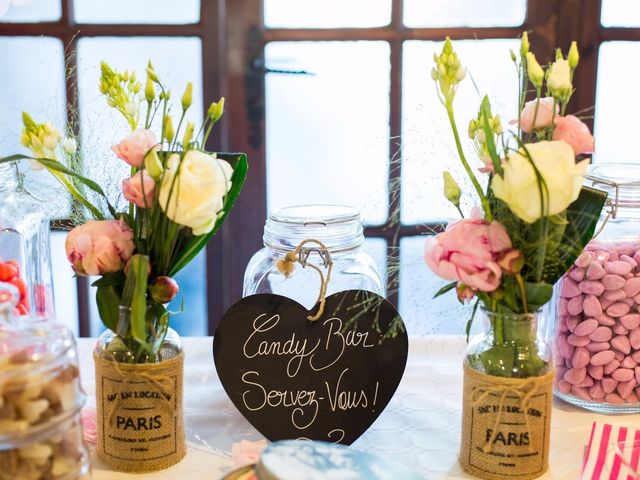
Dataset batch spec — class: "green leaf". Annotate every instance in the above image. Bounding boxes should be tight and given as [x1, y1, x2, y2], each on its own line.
[465, 299, 480, 342]
[0, 154, 117, 219]
[92, 271, 126, 288]
[96, 285, 121, 331]
[433, 281, 457, 299]
[480, 96, 503, 176]
[524, 281, 553, 310]
[128, 255, 150, 347]
[168, 152, 248, 276]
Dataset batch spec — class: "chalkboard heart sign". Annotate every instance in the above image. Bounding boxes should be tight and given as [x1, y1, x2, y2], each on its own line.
[213, 290, 408, 445]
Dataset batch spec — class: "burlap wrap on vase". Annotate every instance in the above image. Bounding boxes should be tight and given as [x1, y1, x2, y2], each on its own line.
[459, 363, 555, 480]
[94, 351, 186, 472]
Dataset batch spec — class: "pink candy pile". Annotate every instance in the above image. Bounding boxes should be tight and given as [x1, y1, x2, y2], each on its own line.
[556, 245, 640, 405]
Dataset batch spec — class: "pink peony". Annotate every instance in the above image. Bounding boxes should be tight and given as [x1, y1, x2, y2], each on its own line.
[552, 115, 595, 155]
[80, 407, 97, 444]
[519, 97, 558, 133]
[123, 170, 155, 208]
[424, 218, 513, 292]
[65, 220, 135, 276]
[111, 129, 158, 167]
[231, 439, 268, 468]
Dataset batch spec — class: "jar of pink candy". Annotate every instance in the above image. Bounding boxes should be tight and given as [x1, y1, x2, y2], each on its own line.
[553, 163, 640, 412]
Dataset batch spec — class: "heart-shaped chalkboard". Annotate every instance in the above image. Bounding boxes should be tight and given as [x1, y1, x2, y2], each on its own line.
[213, 290, 408, 445]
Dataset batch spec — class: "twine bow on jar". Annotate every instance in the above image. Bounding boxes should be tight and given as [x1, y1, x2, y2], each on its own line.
[276, 239, 333, 321]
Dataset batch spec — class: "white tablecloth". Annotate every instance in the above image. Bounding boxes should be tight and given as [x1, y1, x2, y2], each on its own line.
[77, 337, 640, 479]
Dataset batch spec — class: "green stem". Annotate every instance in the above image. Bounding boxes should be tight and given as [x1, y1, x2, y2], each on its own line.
[455, 205, 465, 219]
[515, 273, 528, 313]
[51, 170, 104, 220]
[445, 103, 492, 221]
[172, 110, 186, 151]
[535, 217, 549, 283]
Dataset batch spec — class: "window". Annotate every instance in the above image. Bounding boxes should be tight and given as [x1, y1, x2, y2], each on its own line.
[0, 1, 620, 336]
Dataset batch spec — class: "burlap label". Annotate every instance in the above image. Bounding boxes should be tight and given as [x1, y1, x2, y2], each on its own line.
[94, 351, 186, 472]
[460, 364, 554, 480]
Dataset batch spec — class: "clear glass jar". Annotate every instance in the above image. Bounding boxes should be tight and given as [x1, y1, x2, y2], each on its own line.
[467, 309, 552, 378]
[551, 163, 640, 412]
[95, 306, 182, 364]
[243, 205, 384, 307]
[0, 282, 89, 479]
[0, 162, 54, 318]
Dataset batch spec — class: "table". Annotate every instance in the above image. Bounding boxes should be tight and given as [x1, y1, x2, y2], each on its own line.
[78, 337, 639, 479]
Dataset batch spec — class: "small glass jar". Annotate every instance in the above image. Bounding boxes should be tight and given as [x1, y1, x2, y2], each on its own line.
[0, 282, 89, 479]
[0, 162, 54, 318]
[243, 205, 384, 307]
[551, 163, 640, 412]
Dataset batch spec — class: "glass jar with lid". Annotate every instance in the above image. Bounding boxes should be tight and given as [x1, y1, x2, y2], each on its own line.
[0, 162, 54, 318]
[550, 163, 640, 412]
[0, 282, 89, 479]
[244, 205, 384, 308]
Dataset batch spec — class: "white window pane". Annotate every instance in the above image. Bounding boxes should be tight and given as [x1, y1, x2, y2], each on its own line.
[401, 39, 519, 224]
[594, 42, 640, 163]
[265, 0, 391, 28]
[266, 41, 390, 226]
[404, 0, 526, 27]
[51, 231, 78, 336]
[74, 0, 200, 24]
[0, 0, 61, 23]
[601, 0, 640, 27]
[76, 37, 203, 208]
[0, 37, 70, 219]
[399, 236, 478, 336]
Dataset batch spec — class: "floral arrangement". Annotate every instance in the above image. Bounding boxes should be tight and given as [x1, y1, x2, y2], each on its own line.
[1, 61, 247, 362]
[425, 34, 607, 377]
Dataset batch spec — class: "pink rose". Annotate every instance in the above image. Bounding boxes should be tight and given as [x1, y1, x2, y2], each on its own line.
[552, 115, 595, 155]
[65, 220, 135, 276]
[111, 129, 158, 167]
[80, 407, 97, 444]
[519, 97, 558, 133]
[231, 439, 268, 468]
[424, 218, 512, 292]
[123, 170, 155, 208]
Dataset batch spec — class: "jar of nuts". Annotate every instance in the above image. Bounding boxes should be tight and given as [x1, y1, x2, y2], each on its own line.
[0, 282, 90, 479]
[552, 163, 640, 412]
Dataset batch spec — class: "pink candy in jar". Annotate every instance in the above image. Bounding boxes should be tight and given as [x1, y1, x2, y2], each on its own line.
[555, 242, 640, 409]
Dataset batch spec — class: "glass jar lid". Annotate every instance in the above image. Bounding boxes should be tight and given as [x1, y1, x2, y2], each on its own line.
[585, 163, 640, 212]
[263, 205, 364, 253]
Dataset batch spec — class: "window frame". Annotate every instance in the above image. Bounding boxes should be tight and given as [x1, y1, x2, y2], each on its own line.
[0, 0, 611, 335]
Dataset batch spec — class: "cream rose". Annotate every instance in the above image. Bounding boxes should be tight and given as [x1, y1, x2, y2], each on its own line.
[491, 140, 588, 224]
[159, 150, 233, 235]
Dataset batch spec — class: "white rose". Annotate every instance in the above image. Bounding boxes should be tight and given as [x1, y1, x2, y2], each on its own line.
[547, 59, 572, 94]
[159, 150, 233, 236]
[491, 140, 588, 224]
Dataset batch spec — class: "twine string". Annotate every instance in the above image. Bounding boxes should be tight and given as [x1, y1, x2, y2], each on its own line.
[276, 238, 333, 321]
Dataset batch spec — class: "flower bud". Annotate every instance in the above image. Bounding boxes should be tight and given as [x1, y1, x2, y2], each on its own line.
[62, 137, 77, 155]
[145, 77, 154, 103]
[547, 59, 572, 97]
[163, 115, 174, 143]
[493, 114, 502, 134]
[555, 47, 563, 61]
[208, 97, 225, 122]
[132, 83, 141, 94]
[430, 67, 439, 80]
[182, 121, 194, 147]
[146, 67, 159, 83]
[520, 31, 529, 56]
[568, 41, 579, 69]
[456, 283, 475, 303]
[149, 276, 179, 303]
[468, 119, 476, 139]
[181, 82, 193, 111]
[443, 171, 461, 207]
[525, 52, 544, 88]
[144, 149, 163, 179]
[510, 49, 517, 62]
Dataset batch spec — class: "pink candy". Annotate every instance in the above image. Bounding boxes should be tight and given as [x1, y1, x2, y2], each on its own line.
[555, 244, 640, 405]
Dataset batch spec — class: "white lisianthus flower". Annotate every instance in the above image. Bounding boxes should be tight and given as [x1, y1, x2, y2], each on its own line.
[61, 137, 77, 155]
[491, 140, 588, 224]
[159, 150, 233, 236]
[547, 59, 572, 95]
